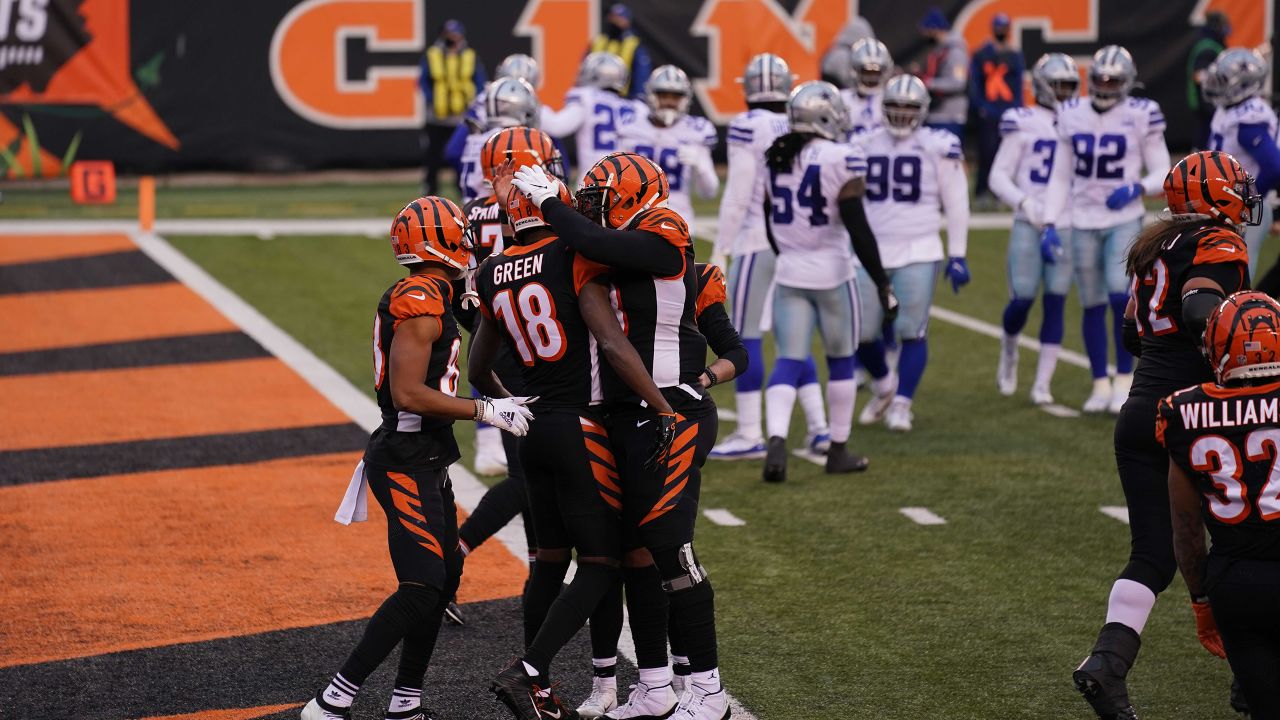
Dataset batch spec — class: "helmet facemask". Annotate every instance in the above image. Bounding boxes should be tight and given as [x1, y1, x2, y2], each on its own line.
[884, 102, 925, 138]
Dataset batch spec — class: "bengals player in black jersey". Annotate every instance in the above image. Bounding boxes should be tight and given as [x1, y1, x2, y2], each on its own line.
[1159, 291, 1280, 719]
[302, 198, 535, 720]
[474, 157, 677, 720]
[1073, 151, 1262, 720]
[509, 153, 734, 720]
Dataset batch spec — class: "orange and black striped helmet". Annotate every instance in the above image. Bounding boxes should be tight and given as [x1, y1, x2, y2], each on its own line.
[1203, 291, 1280, 384]
[506, 180, 571, 234]
[389, 196, 472, 271]
[480, 126, 565, 185]
[1164, 150, 1262, 227]
[575, 151, 669, 229]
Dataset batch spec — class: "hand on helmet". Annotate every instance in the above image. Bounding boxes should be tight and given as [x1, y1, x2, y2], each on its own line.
[512, 165, 566, 209]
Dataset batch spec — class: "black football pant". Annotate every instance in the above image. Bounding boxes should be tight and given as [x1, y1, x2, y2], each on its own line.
[1113, 395, 1177, 595]
[422, 122, 456, 195]
[974, 115, 1002, 198]
[338, 465, 462, 689]
[459, 429, 536, 560]
[1209, 556, 1280, 720]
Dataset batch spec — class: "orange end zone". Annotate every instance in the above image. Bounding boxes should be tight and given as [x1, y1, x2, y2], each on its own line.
[0, 283, 237, 353]
[0, 233, 138, 266]
[0, 357, 352, 450]
[0, 453, 527, 668]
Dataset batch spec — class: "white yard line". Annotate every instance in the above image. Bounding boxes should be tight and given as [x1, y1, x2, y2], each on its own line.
[899, 507, 947, 525]
[703, 508, 747, 526]
[1100, 506, 1131, 524]
[1039, 403, 1083, 418]
[791, 448, 826, 466]
[716, 407, 738, 421]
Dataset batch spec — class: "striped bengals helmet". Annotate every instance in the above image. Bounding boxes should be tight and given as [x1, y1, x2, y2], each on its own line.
[506, 180, 572, 234]
[1165, 150, 1262, 228]
[480, 126, 565, 184]
[389, 196, 472, 271]
[575, 151, 669, 229]
[1203, 291, 1280, 384]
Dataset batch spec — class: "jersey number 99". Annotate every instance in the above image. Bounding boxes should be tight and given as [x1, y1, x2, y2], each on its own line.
[865, 156, 922, 202]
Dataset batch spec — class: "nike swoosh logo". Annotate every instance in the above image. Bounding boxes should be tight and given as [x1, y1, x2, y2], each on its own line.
[544, 711, 562, 719]
[407, 292, 427, 300]
[637, 420, 651, 427]
[660, 222, 676, 230]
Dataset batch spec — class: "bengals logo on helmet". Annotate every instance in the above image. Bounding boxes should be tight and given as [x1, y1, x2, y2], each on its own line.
[506, 180, 571, 234]
[1202, 290, 1280, 384]
[576, 151, 669, 229]
[1165, 150, 1263, 228]
[481, 126, 565, 184]
[390, 196, 472, 270]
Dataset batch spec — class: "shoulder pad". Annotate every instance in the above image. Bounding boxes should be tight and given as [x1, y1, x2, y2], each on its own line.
[1235, 97, 1277, 124]
[998, 107, 1023, 137]
[926, 127, 964, 159]
[633, 207, 691, 248]
[1192, 226, 1248, 266]
[573, 253, 609, 294]
[390, 276, 449, 324]
[695, 263, 728, 317]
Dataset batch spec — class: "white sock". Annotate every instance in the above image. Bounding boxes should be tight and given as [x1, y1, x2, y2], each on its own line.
[826, 379, 857, 444]
[734, 390, 763, 441]
[476, 424, 502, 452]
[870, 371, 897, 398]
[690, 668, 722, 693]
[1104, 578, 1157, 634]
[797, 382, 828, 434]
[638, 665, 673, 687]
[764, 384, 798, 439]
[1034, 343, 1061, 388]
[322, 673, 359, 708]
[1001, 333, 1018, 356]
[387, 686, 421, 715]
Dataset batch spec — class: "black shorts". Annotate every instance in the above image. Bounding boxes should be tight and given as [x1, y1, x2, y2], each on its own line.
[365, 464, 460, 592]
[1208, 555, 1280, 720]
[518, 408, 622, 558]
[606, 393, 718, 553]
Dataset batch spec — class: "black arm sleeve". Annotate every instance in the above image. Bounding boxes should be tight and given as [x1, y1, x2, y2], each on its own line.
[762, 193, 780, 255]
[1182, 287, 1227, 340]
[1186, 261, 1249, 295]
[542, 198, 684, 276]
[838, 196, 889, 289]
[697, 303, 748, 378]
[1122, 318, 1143, 358]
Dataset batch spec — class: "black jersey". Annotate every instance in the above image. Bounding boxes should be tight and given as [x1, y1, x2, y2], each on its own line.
[1131, 225, 1249, 399]
[1158, 380, 1280, 561]
[365, 274, 462, 471]
[475, 235, 600, 411]
[455, 194, 525, 395]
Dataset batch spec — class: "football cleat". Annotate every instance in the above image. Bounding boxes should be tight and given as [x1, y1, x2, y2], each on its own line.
[708, 432, 767, 461]
[997, 340, 1018, 396]
[1030, 382, 1054, 406]
[1109, 373, 1132, 415]
[443, 600, 465, 626]
[884, 397, 913, 432]
[302, 698, 351, 720]
[668, 683, 730, 720]
[491, 660, 580, 720]
[1082, 378, 1112, 414]
[762, 436, 788, 483]
[824, 441, 869, 473]
[1230, 676, 1251, 717]
[576, 677, 618, 719]
[604, 681, 678, 719]
[805, 431, 832, 454]
[1073, 623, 1141, 720]
[859, 373, 897, 425]
[474, 426, 508, 476]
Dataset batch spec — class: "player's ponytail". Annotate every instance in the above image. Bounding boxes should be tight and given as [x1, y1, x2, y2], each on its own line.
[1125, 217, 1205, 278]
[766, 132, 815, 173]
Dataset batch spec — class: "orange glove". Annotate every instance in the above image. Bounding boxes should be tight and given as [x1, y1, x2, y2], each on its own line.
[1192, 600, 1227, 659]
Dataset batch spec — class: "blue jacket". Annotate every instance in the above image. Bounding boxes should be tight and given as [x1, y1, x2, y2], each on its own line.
[970, 42, 1024, 119]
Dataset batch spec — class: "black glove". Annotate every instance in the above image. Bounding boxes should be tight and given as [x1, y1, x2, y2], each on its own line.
[644, 412, 680, 471]
[879, 284, 900, 328]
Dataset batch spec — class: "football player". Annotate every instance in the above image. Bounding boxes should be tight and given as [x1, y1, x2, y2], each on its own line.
[475, 139, 679, 720]
[511, 153, 730, 720]
[759, 80, 897, 482]
[988, 53, 1078, 404]
[302, 197, 533, 720]
[1072, 151, 1259, 720]
[854, 74, 970, 432]
[617, 65, 719, 229]
[710, 53, 832, 462]
[458, 78, 541, 205]
[546, 52, 640, 180]
[842, 38, 892, 137]
[1203, 47, 1280, 278]
[1042, 45, 1172, 414]
[1162, 291, 1280, 720]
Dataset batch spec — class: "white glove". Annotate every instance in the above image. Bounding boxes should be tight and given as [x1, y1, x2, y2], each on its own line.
[678, 145, 709, 170]
[460, 271, 481, 310]
[478, 396, 537, 437]
[1019, 197, 1045, 227]
[512, 165, 565, 208]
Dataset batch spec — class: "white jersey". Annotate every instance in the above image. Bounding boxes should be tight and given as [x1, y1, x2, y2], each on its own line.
[990, 104, 1065, 227]
[617, 112, 718, 228]
[458, 127, 501, 204]
[1051, 96, 1168, 229]
[717, 108, 790, 257]
[1210, 97, 1279, 181]
[562, 86, 639, 180]
[766, 138, 867, 289]
[859, 126, 964, 269]
[841, 88, 883, 137]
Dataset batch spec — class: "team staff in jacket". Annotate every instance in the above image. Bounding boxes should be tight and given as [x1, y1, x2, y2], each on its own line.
[915, 7, 969, 138]
[969, 13, 1024, 207]
[419, 20, 486, 195]
[588, 3, 651, 99]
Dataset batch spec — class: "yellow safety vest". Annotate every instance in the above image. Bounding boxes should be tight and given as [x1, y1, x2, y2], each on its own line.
[590, 34, 639, 94]
[425, 45, 476, 120]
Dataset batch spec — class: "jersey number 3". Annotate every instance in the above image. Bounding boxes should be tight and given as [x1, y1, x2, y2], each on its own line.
[493, 284, 567, 365]
[1191, 430, 1280, 523]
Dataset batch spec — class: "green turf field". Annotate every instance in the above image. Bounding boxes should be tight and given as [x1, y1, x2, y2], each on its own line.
[160, 222, 1280, 719]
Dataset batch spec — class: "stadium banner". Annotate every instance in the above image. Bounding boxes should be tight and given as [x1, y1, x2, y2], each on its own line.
[0, 0, 1275, 175]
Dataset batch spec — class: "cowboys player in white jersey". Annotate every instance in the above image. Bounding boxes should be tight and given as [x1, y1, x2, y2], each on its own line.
[760, 81, 898, 482]
[1042, 45, 1171, 414]
[617, 65, 719, 228]
[1204, 47, 1279, 278]
[544, 52, 639, 180]
[854, 74, 970, 432]
[710, 53, 833, 461]
[842, 38, 891, 137]
[457, 78, 541, 204]
[988, 53, 1078, 405]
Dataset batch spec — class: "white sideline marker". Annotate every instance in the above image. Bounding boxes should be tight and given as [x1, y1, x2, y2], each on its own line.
[1040, 403, 1082, 418]
[791, 448, 826, 466]
[900, 507, 947, 525]
[1100, 505, 1131, 524]
[716, 407, 738, 421]
[703, 508, 746, 527]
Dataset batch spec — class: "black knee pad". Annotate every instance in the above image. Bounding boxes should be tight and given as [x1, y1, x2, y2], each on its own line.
[392, 582, 444, 627]
[652, 543, 709, 593]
